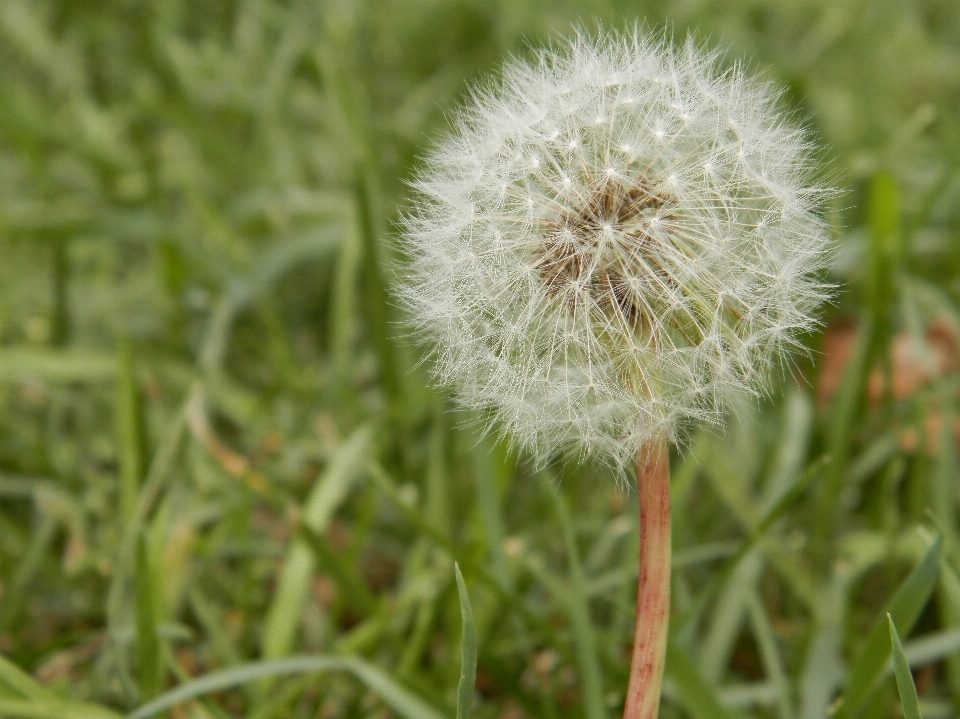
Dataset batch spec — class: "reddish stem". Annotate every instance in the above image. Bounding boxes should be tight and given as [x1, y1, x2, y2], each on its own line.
[623, 439, 671, 719]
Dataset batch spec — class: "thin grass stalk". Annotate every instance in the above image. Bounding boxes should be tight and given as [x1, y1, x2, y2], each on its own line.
[624, 439, 670, 719]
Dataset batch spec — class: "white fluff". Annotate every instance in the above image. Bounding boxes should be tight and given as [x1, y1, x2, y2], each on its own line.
[398, 29, 832, 472]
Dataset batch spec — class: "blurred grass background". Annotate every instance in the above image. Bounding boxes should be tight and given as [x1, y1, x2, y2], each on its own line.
[0, 0, 959, 718]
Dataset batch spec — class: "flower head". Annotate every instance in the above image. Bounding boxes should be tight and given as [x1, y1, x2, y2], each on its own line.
[399, 29, 831, 471]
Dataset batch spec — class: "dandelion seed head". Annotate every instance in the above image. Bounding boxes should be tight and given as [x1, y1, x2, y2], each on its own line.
[399, 28, 833, 472]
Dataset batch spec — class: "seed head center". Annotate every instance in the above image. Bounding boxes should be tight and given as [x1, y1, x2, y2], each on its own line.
[535, 173, 678, 332]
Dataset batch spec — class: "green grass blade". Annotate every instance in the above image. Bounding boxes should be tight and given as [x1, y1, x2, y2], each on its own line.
[664, 640, 738, 719]
[354, 173, 401, 409]
[367, 463, 532, 617]
[471, 435, 512, 589]
[0, 699, 124, 719]
[103, 391, 188, 701]
[701, 552, 763, 684]
[0, 514, 58, 633]
[50, 238, 70, 346]
[799, 575, 849, 719]
[836, 534, 942, 719]
[126, 656, 445, 719]
[898, 627, 960, 668]
[134, 534, 163, 698]
[344, 657, 447, 719]
[866, 170, 901, 329]
[935, 561, 960, 714]
[0, 655, 53, 700]
[888, 615, 923, 719]
[932, 392, 960, 712]
[262, 424, 373, 660]
[425, 407, 452, 540]
[543, 477, 607, 719]
[297, 523, 376, 616]
[454, 563, 477, 719]
[676, 455, 827, 634]
[747, 593, 794, 719]
[186, 590, 244, 668]
[368, 462, 457, 552]
[865, 171, 901, 412]
[330, 218, 361, 396]
[199, 227, 343, 372]
[0, 348, 115, 383]
[116, 340, 146, 525]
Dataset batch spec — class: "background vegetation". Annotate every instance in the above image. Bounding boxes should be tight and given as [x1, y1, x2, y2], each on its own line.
[0, 0, 958, 717]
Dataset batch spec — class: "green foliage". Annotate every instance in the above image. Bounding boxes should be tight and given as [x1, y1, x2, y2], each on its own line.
[261, 424, 372, 661]
[125, 656, 446, 719]
[664, 641, 738, 719]
[455, 563, 477, 719]
[0, 0, 958, 718]
[889, 615, 923, 719]
[133, 535, 163, 699]
[115, 341, 146, 523]
[835, 534, 941, 719]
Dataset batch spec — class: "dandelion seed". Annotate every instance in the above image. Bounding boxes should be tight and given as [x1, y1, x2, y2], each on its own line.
[400, 27, 830, 469]
[398, 27, 832, 719]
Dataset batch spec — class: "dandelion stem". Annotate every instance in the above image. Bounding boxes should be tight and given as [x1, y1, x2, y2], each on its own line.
[624, 439, 671, 719]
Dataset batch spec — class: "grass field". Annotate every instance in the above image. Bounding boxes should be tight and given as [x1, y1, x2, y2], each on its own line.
[0, 1, 959, 718]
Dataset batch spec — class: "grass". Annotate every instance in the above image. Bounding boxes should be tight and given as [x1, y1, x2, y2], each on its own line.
[0, 0, 959, 717]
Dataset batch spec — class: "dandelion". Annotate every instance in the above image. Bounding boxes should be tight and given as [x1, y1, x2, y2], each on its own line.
[399, 27, 831, 719]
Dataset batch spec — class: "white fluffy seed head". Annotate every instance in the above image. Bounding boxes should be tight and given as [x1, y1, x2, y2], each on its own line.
[398, 28, 833, 473]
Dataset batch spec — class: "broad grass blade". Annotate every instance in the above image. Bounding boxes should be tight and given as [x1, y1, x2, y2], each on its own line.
[0, 349, 115, 383]
[0, 654, 121, 717]
[134, 535, 163, 698]
[836, 534, 941, 719]
[126, 656, 445, 719]
[543, 476, 607, 719]
[0, 654, 52, 700]
[665, 640, 738, 719]
[116, 340, 146, 525]
[888, 615, 923, 719]
[0, 699, 124, 719]
[262, 425, 372, 660]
